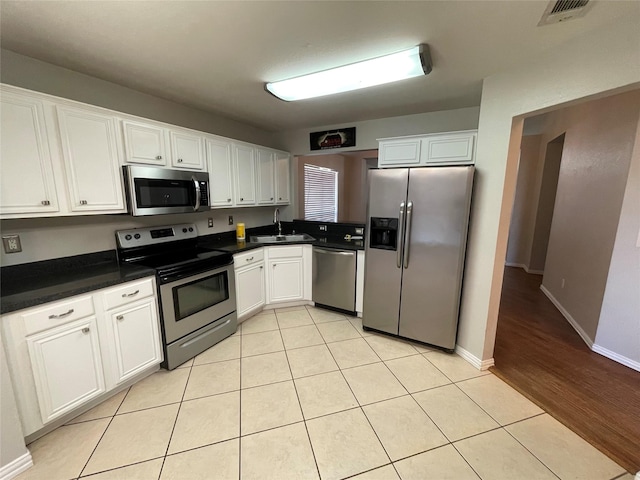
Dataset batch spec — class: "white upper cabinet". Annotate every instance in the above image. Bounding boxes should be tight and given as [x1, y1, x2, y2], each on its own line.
[274, 151, 291, 204]
[206, 136, 234, 207]
[56, 106, 126, 213]
[256, 147, 275, 205]
[170, 129, 205, 170]
[378, 130, 477, 168]
[0, 92, 59, 216]
[122, 120, 167, 166]
[233, 143, 256, 205]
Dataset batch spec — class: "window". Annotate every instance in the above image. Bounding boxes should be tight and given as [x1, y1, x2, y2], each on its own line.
[304, 164, 338, 222]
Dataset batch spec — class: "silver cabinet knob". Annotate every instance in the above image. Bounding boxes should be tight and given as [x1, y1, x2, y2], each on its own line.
[80, 200, 88, 205]
[41, 200, 50, 206]
[156, 155, 162, 160]
[279, 197, 282, 200]
[82, 327, 90, 334]
[178, 158, 183, 163]
[260, 266, 263, 269]
[270, 197, 273, 201]
[227, 198, 231, 202]
[240, 198, 244, 201]
[116, 315, 124, 321]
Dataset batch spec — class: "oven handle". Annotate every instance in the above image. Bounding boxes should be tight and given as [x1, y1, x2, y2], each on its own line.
[192, 177, 201, 211]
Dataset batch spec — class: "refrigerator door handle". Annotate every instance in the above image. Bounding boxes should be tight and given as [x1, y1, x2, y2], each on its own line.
[397, 202, 406, 268]
[404, 201, 413, 268]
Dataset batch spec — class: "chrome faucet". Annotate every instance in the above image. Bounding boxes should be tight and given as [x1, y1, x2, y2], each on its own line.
[274, 208, 282, 236]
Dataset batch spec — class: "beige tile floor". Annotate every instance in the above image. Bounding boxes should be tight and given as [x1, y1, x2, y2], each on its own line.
[17, 305, 630, 480]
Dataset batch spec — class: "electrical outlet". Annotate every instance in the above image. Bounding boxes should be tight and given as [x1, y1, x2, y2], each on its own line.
[208, 218, 214, 228]
[228, 216, 234, 225]
[355, 227, 364, 235]
[2, 234, 22, 253]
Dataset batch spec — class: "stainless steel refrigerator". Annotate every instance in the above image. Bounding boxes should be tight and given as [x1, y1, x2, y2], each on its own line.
[362, 166, 474, 351]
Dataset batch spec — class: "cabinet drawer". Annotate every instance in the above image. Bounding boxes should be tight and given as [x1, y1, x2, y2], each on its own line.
[234, 248, 264, 268]
[103, 278, 155, 310]
[23, 296, 95, 335]
[267, 245, 303, 259]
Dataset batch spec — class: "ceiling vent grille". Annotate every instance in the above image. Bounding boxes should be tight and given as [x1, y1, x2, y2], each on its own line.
[538, 0, 592, 26]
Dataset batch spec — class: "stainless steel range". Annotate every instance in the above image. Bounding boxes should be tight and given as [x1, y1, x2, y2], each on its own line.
[116, 223, 236, 369]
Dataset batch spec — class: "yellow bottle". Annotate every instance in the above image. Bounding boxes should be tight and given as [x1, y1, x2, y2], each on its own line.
[236, 222, 245, 241]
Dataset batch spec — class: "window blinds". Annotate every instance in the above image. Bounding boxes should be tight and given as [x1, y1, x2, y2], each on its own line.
[304, 164, 338, 222]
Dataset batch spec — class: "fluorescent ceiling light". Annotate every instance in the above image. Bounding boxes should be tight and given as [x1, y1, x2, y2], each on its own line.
[265, 44, 432, 102]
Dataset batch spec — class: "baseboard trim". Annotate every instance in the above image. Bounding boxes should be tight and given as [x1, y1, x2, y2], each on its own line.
[592, 344, 640, 373]
[539, 285, 594, 348]
[634, 471, 639, 480]
[455, 345, 495, 371]
[505, 262, 544, 275]
[0, 452, 33, 480]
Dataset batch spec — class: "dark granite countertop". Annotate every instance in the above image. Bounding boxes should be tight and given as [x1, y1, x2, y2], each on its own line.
[1, 251, 155, 315]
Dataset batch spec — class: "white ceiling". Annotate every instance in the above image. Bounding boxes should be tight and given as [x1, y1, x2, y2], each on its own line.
[1, 1, 638, 132]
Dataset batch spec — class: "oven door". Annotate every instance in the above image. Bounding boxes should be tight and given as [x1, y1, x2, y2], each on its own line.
[159, 264, 236, 344]
[123, 165, 209, 216]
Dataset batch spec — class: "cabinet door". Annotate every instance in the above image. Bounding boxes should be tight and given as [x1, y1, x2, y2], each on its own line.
[378, 138, 421, 167]
[233, 144, 256, 205]
[109, 299, 162, 384]
[27, 317, 106, 424]
[122, 120, 167, 166]
[268, 258, 304, 303]
[207, 137, 234, 207]
[275, 151, 290, 204]
[0, 93, 59, 215]
[420, 132, 476, 165]
[235, 262, 266, 318]
[56, 106, 125, 212]
[170, 130, 205, 170]
[256, 148, 275, 205]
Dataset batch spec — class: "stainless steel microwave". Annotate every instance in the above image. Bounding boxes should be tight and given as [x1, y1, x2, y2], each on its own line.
[123, 165, 210, 216]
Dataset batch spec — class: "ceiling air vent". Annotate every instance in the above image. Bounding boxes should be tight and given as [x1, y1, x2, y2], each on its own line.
[538, 0, 592, 26]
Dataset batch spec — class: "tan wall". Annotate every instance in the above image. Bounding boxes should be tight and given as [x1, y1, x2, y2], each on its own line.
[505, 135, 542, 267]
[456, 14, 640, 362]
[540, 90, 640, 342]
[596, 114, 640, 365]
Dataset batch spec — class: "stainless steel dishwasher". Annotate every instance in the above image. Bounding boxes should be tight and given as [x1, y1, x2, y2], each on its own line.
[312, 247, 357, 313]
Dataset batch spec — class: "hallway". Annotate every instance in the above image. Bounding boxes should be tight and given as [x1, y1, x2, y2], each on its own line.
[491, 267, 640, 474]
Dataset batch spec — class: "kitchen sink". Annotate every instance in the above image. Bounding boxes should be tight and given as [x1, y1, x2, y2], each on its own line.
[250, 233, 316, 243]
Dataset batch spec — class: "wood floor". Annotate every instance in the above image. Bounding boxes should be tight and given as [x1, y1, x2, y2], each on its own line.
[491, 267, 640, 474]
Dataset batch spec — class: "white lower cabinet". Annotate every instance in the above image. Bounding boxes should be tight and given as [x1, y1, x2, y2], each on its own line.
[27, 316, 106, 425]
[107, 298, 161, 384]
[234, 249, 266, 320]
[1, 276, 162, 436]
[265, 245, 312, 305]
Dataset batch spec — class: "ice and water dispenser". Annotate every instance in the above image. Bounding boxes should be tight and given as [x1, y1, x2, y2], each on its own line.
[369, 217, 399, 250]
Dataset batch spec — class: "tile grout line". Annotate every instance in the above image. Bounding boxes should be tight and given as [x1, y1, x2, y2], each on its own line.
[276, 307, 323, 480]
[238, 320, 243, 480]
[449, 439, 487, 480]
[157, 362, 195, 480]
[76, 385, 132, 479]
[501, 423, 563, 480]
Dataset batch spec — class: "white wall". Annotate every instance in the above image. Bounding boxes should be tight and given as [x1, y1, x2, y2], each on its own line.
[456, 14, 640, 363]
[595, 116, 640, 369]
[0, 49, 278, 148]
[276, 107, 480, 156]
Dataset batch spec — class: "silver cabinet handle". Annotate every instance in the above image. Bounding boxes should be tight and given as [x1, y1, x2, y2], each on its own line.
[116, 315, 124, 321]
[41, 200, 50, 206]
[397, 202, 405, 269]
[49, 309, 74, 319]
[404, 201, 413, 269]
[246, 256, 254, 261]
[156, 155, 162, 160]
[121, 289, 139, 298]
[315, 249, 355, 257]
[192, 176, 201, 211]
[80, 200, 88, 205]
[82, 327, 90, 334]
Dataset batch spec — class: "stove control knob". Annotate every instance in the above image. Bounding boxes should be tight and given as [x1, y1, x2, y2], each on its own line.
[189, 227, 194, 232]
[182, 228, 187, 233]
[134, 233, 141, 239]
[125, 234, 132, 241]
